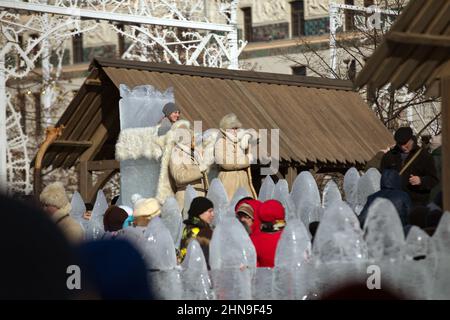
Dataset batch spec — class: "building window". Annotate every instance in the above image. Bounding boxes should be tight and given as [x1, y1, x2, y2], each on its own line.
[291, 1, 305, 37]
[72, 33, 83, 64]
[242, 7, 253, 42]
[345, 0, 355, 31]
[292, 65, 306, 76]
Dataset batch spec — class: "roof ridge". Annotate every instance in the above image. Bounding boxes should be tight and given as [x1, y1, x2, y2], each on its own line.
[91, 57, 354, 91]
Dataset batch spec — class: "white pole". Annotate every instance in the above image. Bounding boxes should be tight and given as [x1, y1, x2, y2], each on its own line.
[0, 55, 7, 193]
[228, 0, 239, 70]
[41, 14, 53, 128]
[329, 3, 338, 78]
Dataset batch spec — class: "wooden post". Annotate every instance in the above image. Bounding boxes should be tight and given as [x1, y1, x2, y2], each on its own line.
[286, 165, 297, 190]
[78, 161, 92, 203]
[441, 76, 450, 212]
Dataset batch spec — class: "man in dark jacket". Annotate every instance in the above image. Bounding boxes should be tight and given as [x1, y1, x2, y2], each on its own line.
[359, 169, 412, 227]
[380, 127, 438, 207]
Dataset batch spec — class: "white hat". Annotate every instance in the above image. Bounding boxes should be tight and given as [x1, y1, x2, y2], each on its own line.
[133, 198, 161, 218]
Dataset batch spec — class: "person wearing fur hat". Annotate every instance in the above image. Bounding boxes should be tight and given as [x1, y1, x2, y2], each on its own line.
[250, 199, 286, 268]
[179, 197, 214, 267]
[158, 102, 181, 136]
[168, 120, 209, 209]
[214, 113, 257, 200]
[39, 182, 84, 243]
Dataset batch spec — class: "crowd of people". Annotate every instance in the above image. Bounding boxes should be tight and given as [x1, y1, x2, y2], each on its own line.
[1, 103, 443, 299]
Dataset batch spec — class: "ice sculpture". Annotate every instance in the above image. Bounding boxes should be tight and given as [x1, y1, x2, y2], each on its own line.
[430, 212, 450, 299]
[181, 239, 215, 300]
[160, 196, 183, 249]
[252, 268, 274, 300]
[142, 217, 182, 299]
[84, 190, 108, 241]
[258, 176, 275, 201]
[362, 198, 410, 297]
[229, 187, 250, 213]
[207, 178, 229, 226]
[403, 226, 435, 299]
[273, 179, 289, 201]
[290, 171, 321, 226]
[273, 218, 312, 299]
[273, 179, 296, 222]
[322, 180, 342, 211]
[70, 191, 88, 231]
[405, 226, 431, 260]
[118, 84, 173, 208]
[209, 216, 256, 299]
[343, 167, 360, 209]
[312, 201, 368, 297]
[314, 201, 367, 263]
[363, 198, 404, 260]
[183, 185, 198, 220]
[354, 168, 381, 215]
[120, 159, 161, 208]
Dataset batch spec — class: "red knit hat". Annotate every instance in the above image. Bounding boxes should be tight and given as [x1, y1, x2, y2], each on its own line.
[259, 200, 285, 223]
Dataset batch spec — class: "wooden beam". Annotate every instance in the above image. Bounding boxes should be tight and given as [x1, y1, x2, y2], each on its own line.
[78, 161, 92, 203]
[87, 169, 118, 203]
[386, 32, 450, 47]
[51, 140, 93, 148]
[441, 76, 450, 212]
[286, 165, 297, 191]
[87, 160, 120, 171]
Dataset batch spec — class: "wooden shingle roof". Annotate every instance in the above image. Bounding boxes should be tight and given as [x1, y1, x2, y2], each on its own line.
[41, 58, 392, 169]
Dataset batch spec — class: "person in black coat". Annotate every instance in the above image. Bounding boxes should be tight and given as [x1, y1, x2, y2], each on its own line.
[380, 127, 438, 207]
[359, 169, 412, 228]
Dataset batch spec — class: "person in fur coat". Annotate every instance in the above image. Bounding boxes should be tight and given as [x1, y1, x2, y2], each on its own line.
[40, 182, 84, 243]
[214, 113, 257, 200]
[168, 120, 209, 209]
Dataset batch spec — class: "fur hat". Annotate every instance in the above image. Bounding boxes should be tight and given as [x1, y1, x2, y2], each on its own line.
[39, 182, 69, 209]
[133, 197, 161, 218]
[219, 113, 242, 130]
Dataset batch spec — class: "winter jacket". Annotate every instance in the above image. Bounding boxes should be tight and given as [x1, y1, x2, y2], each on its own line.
[250, 200, 285, 268]
[179, 216, 213, 267]
[169, 143, 208, 209]
[214, 130, 257, 200]
[359, 169, 412, 227]
[380, 143, 438, 206]
[52, 203, 84, 244]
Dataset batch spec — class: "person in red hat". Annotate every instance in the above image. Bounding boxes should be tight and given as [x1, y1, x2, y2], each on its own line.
[250, 199, 286, 268]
